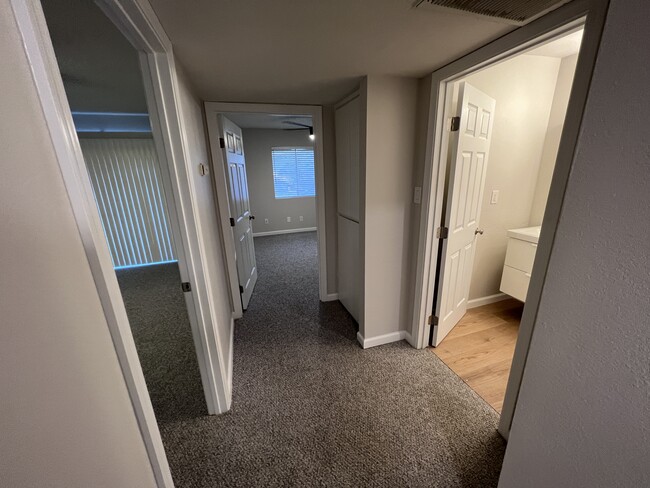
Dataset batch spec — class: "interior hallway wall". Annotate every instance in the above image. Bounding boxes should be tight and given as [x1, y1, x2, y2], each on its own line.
[242, 128, 316, 234]
[176, 64, 235, 382]
[529, 53, 579, 225]
[323, 104, 338, 296]
[499, 1, 650, 485]
[362, 75, 418, 340]
[0, 4, 156, 486]
[460, 54, 561, 301]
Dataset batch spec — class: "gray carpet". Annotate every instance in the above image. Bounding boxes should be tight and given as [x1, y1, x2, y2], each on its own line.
[120, 232, 506, 487]
[116, 263, 208, 423]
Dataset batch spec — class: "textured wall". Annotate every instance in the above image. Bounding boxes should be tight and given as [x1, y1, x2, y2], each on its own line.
[499, 1, 650, 486]
[242, 129, 316, 234]
[0, 4, 155, 486]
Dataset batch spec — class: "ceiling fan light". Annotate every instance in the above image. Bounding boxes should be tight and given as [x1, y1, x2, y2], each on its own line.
[309, 127, 315, 140]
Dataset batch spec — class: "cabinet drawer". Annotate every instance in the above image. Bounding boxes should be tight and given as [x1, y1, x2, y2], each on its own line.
[504, 238, 538, 274]
[500, 265, 531, 302]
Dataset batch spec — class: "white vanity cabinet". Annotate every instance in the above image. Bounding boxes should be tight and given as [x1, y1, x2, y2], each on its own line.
[500, 226, 541, 302]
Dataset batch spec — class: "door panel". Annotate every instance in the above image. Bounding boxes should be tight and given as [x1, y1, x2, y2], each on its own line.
[220, 116, 257, 310]
[433, 82, 496, 346]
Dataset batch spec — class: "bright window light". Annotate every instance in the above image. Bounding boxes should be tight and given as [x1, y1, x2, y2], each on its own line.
[271, 147, 315, 199]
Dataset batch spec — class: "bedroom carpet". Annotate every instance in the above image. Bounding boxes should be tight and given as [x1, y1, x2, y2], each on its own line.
[118, 232, 506, 487]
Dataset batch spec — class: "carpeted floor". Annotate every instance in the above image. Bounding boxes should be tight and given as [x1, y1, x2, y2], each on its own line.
[119, 232, 506, 487]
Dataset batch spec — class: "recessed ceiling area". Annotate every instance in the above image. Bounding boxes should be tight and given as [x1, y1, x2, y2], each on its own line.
[223, 113, 313, 131]
[41, 0, 147, 113]
[147, 0, 518, 105]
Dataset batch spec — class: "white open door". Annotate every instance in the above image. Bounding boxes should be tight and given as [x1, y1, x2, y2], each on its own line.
[219, 116, 258, 310]
[432, 82, 496, 346]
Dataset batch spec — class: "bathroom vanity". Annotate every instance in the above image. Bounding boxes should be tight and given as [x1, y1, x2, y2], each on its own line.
[500, 226, 541, 302]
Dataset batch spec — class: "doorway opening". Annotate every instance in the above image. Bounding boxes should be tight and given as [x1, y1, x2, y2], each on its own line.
[205, 105, 328, 318]
[41, 0, 207, 423]
[430, 27, 583, 413]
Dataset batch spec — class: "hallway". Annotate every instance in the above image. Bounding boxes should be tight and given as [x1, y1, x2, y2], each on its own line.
[155, 232, 506, 487]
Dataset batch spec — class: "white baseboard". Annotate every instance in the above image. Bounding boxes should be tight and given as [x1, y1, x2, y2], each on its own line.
[357, 330, 410, 349]
[253, 227, 316, 237]
[322, 293, 339, 302]
[467, 292, 509, 309]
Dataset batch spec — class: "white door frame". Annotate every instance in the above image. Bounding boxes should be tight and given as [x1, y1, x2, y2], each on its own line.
[11, 0, 234, 486]
[409, 0, 609, 439]
[204, 102, 329, 319]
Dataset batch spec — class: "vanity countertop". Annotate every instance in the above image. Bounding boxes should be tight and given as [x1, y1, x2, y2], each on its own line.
[507, 226, 541, 244]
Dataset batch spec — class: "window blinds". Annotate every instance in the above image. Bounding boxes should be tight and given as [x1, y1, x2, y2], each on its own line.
[79, 138, 176, 269]
[271, 147, 315, 199]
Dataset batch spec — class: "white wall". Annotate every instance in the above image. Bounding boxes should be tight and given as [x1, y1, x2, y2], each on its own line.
[361, 75, 418, 340]
[242, 129, 316, 234]
[176, 65, 235, 386]
[529, 53, 579, 225]
[322, 105, 339, 295]
[498, 0, 650, 485]
[0, 4, 156, 486]
[460, 55, 561, 301]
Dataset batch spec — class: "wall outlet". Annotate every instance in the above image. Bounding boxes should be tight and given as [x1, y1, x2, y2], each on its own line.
[287, 217, 291, 222]
[491, 190, 499, 205]
[264, 218, 269, 224]
[299, 216, 304, 222]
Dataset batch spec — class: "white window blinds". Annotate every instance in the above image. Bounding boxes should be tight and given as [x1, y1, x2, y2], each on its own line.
[271, 147, 315, 199]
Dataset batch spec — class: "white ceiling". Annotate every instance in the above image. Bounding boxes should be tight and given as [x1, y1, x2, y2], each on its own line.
[41, 0, 148, 113]
[148, 0, 516, 104]
[223, 113, 313, 130]
[527, 29, 584, 58]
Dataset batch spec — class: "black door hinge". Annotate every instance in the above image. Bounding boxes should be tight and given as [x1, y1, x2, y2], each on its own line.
[181, 282, 192, 292]
[229, 217, 235, 227]
[450, 116, 460, 132]
[219, 137, 226, 148]
[239, 285, 244, 294]
[436, 226, 449, 239]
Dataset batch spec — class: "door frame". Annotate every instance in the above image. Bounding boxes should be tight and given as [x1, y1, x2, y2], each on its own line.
[204, 102, 328, 318]
[11, 0, 233, 486]
[409, 0, 609, 439]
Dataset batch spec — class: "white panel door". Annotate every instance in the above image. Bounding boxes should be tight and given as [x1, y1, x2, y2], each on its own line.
[335, 96, 360, 222]
[433, 82, 496, 346]
[220, 116, 257, 309]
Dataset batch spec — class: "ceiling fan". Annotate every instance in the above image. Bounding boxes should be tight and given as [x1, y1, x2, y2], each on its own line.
[282, 120, 315, 140]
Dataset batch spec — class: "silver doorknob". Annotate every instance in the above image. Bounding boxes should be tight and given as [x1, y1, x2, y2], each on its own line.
[475, 228, 484, 235]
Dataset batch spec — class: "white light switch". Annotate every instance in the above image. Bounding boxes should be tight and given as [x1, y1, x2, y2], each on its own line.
[414, 186, 422, 204]
[287, 217, 291, 222]
[491, 190, 499, 204]
[299, 216, 304, 222]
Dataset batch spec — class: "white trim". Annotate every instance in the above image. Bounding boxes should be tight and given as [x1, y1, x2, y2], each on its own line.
[467, 293, 509, 309]
[204, 102, 329, 310]
[356, 330, 410, 349]
[253, 227, 317, 237]
[323, 293, 339, 302]
[408, 0, 608, 440]
[9, 1, 175, 486]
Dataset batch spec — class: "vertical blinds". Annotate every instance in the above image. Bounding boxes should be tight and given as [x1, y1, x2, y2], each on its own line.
[79, 138, 176, 269]
[271, 147, 315, 199]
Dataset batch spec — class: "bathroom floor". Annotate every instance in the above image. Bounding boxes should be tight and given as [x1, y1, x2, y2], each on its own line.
[430, 299, 523, 413]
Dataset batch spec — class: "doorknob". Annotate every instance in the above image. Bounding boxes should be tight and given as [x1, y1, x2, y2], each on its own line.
[249, 215, 255, 220]
[475, 228, 484, 235]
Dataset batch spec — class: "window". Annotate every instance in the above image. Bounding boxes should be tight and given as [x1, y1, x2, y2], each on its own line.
[271, 147, 316, 199]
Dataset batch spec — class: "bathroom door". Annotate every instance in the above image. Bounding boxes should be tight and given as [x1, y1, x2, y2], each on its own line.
[432, 82, 496, 346]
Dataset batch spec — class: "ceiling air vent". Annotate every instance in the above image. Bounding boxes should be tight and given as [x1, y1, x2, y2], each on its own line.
[412, 0, 573, 25]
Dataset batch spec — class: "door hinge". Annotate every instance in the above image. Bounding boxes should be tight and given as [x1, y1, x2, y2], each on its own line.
[450, 116, 460, 132]
[229, 217, 235, 227]
[239, 285, 244, 294]
[428, 315, 439, 326]
[219, 137, 226, 148]
[181, 282, 192, 292]
[436, 226, 449, 239]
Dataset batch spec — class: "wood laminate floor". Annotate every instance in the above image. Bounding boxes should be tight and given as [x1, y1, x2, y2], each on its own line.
[431, 298, 523, 413]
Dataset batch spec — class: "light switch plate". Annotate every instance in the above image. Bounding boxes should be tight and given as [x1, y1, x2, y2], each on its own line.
[414, 186, 422, 204]
[491, 190, 499, 204]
